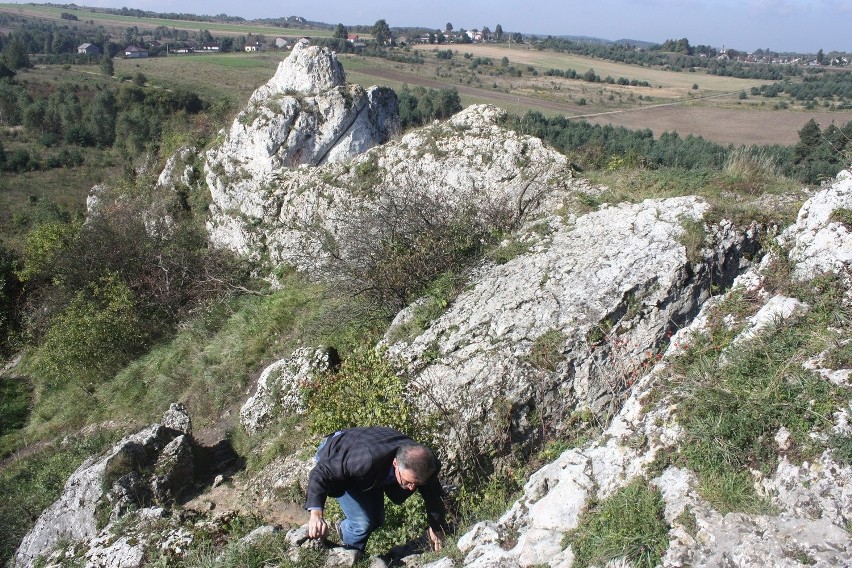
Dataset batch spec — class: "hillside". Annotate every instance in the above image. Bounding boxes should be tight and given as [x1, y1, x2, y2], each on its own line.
[3, 44, 852, 568]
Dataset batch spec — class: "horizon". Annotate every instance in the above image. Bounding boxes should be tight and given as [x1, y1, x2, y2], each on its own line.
[5, 0, 849, 53]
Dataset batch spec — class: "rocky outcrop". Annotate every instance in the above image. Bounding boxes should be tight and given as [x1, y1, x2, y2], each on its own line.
[385, 194, 758, 467]
[204, 44, 397, 259]
[451, 170, 852, 568]
[205, 99, 574, 267]
[239, 346, 340, 434]
[14, 404, 196, 567]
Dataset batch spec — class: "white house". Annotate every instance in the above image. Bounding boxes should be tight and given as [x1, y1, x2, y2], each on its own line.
[124, 46, 148, 58]
[77, 43, 100, 55]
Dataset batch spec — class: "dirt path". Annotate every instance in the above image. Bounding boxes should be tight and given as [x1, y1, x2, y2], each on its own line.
[356, 67, 852, 146]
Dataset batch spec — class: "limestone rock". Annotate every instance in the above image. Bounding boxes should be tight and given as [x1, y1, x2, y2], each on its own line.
[387, 196, 758, 465]
[781, 168, 852, 280]
[151, 434, 195, 505]
[162, 402, 192, 435]
[240, 346, 340, 434]
[203, 45, 398, 260]
[453, 172, 852, 567]
[14, 406, 198, 567]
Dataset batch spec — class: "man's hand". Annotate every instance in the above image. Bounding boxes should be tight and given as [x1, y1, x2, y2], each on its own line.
[308, 509, 328, 539]
[427, 527, 444, 552]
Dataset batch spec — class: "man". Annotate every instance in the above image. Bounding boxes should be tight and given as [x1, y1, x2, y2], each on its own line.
[305, 426, 448, 556]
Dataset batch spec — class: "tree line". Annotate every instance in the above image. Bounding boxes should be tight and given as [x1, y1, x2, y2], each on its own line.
[0, 76, 204, 171]
[500, 111, 851, 184]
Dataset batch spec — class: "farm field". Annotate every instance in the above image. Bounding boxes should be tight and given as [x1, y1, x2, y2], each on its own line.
[0, 3, 334, 38]
[114, 46, 852, 145]
[346, 44, 852, 145]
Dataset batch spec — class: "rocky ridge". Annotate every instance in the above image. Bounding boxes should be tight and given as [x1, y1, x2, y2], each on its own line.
[450, 171, 852, 568]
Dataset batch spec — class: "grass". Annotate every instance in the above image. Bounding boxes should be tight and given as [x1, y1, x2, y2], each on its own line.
[8, 273, 380, 451]
[0, 3, 336, 38]
[669, 267, 851, 513]
[586, 162, 802, 228]
[113, 53, 284, 108]
[563, 479, 670, 568]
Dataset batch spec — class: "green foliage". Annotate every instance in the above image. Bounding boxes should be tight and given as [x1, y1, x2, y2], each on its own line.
[28, 272, 151, 391]
[0, 243, 21, 355]
[830, 208, 852, 231]
[453, 470, 523, 528]
[563, 479, 670, 568]
[672, 272, 849, 513]
[0, 429, 123, 564]
[368, 495, 429, 555]
[830, 434, 852, 465]
[387, 271, 465, 344]
[99, 55, 114, 77]
[302, 346, 421, 437]
[179, 532, 326, 567]
[396, 85, 463, 130]
[678, 217, 706, 264]
[487, 237, 530, 265]
[0, 377, 30, 439]
[17, 221, 77, 285]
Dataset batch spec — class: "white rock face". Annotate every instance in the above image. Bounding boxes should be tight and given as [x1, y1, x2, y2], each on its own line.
[454, 173, 852, 567]
[205, 102, 576, 267]
[386, 195, 757, 464]
[239, 346, 340, 434]
[204, 44, 397, 258]
[14, 406, 196, 567]
[250, 43, 346, 99]
[781, 169, 852, 279]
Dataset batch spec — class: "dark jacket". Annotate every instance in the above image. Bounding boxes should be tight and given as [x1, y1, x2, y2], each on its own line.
[305, 426, 447, 531]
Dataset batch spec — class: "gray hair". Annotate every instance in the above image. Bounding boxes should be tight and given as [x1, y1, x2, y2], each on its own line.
[396, 443, 438, 483]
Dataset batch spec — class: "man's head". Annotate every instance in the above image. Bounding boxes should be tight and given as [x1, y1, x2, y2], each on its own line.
[393, 443, 438, 489]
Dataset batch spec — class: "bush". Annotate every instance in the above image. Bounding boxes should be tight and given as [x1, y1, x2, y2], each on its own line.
[302, 346, 424, 438]
[317, 186, 495, 314]
[29, 272, 151, 392]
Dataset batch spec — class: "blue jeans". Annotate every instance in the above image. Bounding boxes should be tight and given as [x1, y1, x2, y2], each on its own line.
[337, 484, 386, 550]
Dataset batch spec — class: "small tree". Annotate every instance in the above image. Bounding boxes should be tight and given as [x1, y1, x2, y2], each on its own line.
[372, 19, 391, 45]
[495, 24, 503, 41]
[333, 23, 348, 40]
[99, 54, 113, 77]
[445, 22, 453, 33]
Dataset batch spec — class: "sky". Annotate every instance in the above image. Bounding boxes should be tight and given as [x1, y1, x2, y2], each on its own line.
[26, 0, 852, 53]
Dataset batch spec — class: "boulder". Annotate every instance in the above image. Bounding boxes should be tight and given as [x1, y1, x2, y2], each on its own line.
[240, 346, 340, 434]
[14, 405, 197, 567]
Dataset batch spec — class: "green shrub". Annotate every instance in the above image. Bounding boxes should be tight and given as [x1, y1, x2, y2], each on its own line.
[563, 479, 670, 568]
[525, 328, 566, 371]
[301, 346, 425, 438]
[0, 378, 30, 440]
[28, 272, 151, 392]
